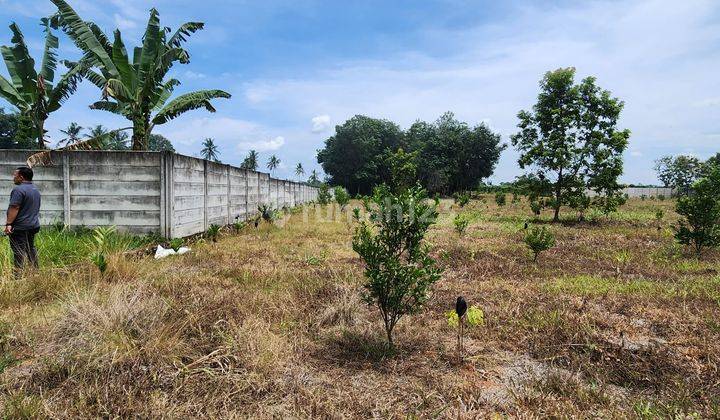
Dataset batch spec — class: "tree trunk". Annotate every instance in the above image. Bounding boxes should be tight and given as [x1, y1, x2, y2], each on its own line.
[36, 118, 45, 149]
[553, 169, 563, 222]
[131, 118, 147, 150]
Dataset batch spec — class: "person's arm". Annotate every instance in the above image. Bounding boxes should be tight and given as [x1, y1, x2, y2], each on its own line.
[5, 189, 22, 234]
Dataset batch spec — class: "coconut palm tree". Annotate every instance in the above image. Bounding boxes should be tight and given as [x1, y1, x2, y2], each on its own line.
[0, 19, 84, 148]
[241, 150, 259, 170]
[308, 170, 320, 185]
[49, 0, 231, 150]
[58, 121, 83, 146]
[267, 155, 280, 175]
[85, 124, 109, 146]
[295, 163, 305, 181]
[200, 137, 220, 162]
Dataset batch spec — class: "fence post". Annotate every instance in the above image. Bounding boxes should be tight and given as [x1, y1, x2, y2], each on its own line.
[226, 164, 231, 226]
[62, 152, 71, 227]
[244, 169, 249, 221]
[203, 159, 208, 231]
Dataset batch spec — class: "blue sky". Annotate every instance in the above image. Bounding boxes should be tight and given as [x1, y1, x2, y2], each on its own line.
[0, 0, 718, 183]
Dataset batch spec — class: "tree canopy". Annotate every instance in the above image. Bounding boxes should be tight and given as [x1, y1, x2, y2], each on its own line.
[316, 113, 503, 195]
[511, 67, 630, 221]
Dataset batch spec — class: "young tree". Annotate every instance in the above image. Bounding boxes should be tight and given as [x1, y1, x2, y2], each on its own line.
[241, 150, 259, 170]
[267, 154, 280, 174]
[386, 147, 418, 193]
[674, 166, 720, 256]
[0, 20, 85, 149]
[295, 163, 305, 181]
[200, 137, 220, 162]
[352, 185, 442, 347]
[334, 186, 350, 210]
[58, 122, 83, 146]
[50, 0, 230, 150]
[511, 68, 630, 222]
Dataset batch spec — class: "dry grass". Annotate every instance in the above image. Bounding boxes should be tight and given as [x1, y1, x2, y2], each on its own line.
[1, 197, 719, 418]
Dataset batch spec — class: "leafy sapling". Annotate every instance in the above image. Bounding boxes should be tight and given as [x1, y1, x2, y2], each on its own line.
[495, 192, 506, 206]
[334, 186, 350, 211]
[673, 167, 720, 256]
[352, 185, 442, 347]
[89, 226, 116, 275]
[454, 214, 470, 236]
[524, 225, 556, 263]
[446, 296, 484, 362]
[454, 191, 471, 207]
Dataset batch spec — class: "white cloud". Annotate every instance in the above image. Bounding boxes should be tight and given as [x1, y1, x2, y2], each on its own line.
[114, 13, 137, 30]
[311, 114, 331, 133]
[238, 136, 285, 152]
[239, 0, 720, 183]
[184, 71, 207, 80]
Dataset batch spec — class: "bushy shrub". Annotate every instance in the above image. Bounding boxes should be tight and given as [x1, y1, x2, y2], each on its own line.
[674, 168, 720, 256]
[258, 204, 278, 224]
[524, 225, 556, 262]
[334, 186, 351, 210]
[495, 192, 506, 206]
[453, 214, 470, 236]
[352, 185, 442, 346]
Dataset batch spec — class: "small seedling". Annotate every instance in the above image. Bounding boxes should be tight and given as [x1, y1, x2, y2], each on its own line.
[524, 225, 555, 262]
[89, 226, 116, 274]
[446, 296, 484, 362]
[258, 204, 277, 224]
[206, 224, 221, 242]
[655, 209, 664, 232]
[495, 192, 506, 206]
[454, 214, 470, 236]
[658, 194, 666, 201]
[640, 194, 647, 201]
[614, 249, 632, 278]
[352, 207, 361, 222]
[233, 216, 247, 233]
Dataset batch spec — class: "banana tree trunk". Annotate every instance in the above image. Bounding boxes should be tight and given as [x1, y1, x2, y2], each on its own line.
[36, 118, 45, 149]
[131, 118, 148, 150]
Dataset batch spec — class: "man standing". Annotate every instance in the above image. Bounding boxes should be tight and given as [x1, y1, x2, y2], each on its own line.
[4, 167, 41, 269]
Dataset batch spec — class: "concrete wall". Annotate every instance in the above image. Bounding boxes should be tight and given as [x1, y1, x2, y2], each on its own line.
[0, 150, 318, 238]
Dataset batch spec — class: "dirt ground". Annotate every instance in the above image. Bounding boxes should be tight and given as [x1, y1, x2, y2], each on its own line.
[1, 197, 718, 418]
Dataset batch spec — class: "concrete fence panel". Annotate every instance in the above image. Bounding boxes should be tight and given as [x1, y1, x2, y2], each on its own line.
[0, 150, 319, 238]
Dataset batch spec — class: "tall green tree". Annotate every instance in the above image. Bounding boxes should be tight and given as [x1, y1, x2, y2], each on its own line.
[50, 0, 231, 150]
[267, 154, 280, 174]
[104, 129, 129, 150]
[0, 20, 84, 148]
[241, 150, 259, 170]
[317, 115, 403, 195]
[511, 68, 630, 221]
[654, 155, 705, 196]
[295, 162, 305, 180]
[200, 137, 220, 162]
[407, 112, 505, 194]
[0, 107, 31, 149]
[58, 121, 83, 146]
[674, 166, 720, 255]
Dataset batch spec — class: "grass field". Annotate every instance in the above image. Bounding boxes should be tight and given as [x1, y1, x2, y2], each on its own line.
[1, 197, 718, 418]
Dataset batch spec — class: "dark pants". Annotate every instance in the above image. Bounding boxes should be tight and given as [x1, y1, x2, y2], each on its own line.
[9, 227, 39, 269]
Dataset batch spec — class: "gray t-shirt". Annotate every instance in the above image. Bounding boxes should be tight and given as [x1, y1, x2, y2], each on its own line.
[8, 182, 41, 230]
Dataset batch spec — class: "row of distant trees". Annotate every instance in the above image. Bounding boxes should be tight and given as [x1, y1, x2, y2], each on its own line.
[654, 154, 720, 196]
[316, 111, 506, 196]
[317, 68, 631, 221]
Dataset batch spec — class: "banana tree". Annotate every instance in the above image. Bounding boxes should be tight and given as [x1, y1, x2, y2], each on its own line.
[0, 20, 84, 149]
[50, 0, 231, 150]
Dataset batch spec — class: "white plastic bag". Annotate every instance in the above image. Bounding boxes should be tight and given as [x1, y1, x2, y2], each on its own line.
[154, 245, 191, 259]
